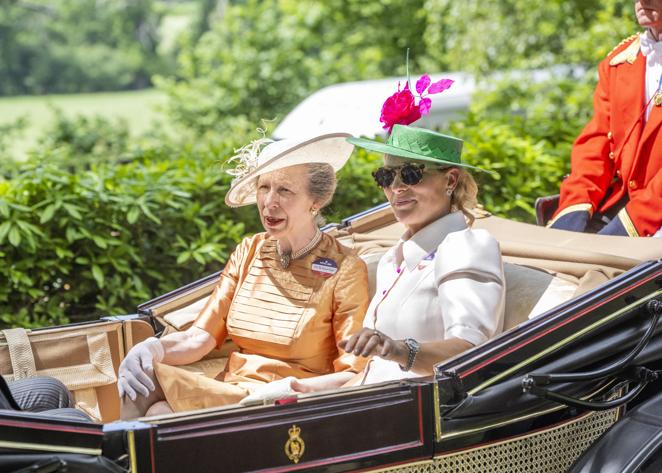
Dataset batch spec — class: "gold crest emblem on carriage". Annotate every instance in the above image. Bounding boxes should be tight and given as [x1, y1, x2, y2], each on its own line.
[284, 424, 305, 464]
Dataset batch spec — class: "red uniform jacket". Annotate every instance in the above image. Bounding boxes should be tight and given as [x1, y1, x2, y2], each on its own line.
[553, 33, 662, 236]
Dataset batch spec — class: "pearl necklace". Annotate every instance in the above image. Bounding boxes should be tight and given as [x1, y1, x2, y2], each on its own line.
[276, 230, 323, 268]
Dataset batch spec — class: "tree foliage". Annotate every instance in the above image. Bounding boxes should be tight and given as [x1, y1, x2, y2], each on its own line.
[0, 0, 168, 95]
[0, 120, 242, 326]
[421, 0, 635, 74]
[160, 0, 429, 131]
[163, 0, 638, 133]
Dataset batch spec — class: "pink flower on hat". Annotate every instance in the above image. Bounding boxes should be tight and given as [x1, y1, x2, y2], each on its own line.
[380, 84, 421, 134]
[380, 75, 454, 134]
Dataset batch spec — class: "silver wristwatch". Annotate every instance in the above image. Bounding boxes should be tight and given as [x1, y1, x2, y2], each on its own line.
[400, 338, 420, 372]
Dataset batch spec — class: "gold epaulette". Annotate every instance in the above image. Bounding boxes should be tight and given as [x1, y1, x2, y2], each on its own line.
[608, 33, 641, 66]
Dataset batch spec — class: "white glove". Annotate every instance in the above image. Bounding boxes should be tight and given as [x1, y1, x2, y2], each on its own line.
[118, 337, 164, 401]
[239, 377, 296, 406]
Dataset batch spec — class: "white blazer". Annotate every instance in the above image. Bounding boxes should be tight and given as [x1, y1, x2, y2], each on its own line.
[362, 211, 505, 384]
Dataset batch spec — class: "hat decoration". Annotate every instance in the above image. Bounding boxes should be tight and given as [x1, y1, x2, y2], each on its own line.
[380, 49, 454, 133]
[347, 51, 495, 174]
[226, 134, 274, 182]
[380, 74, 454, 133]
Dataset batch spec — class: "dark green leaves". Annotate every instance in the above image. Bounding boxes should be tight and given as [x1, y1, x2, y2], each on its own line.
[0, 135, 250, 328]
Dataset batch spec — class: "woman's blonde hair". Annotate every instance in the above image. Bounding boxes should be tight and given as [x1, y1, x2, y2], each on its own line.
[449, 167, 478, 226]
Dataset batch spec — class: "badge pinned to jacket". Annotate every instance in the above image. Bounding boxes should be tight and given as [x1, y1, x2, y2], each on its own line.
[417, 251, 436, 270]
[311, 258, 338, 278]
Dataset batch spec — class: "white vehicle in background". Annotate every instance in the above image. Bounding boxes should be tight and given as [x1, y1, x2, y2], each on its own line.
[274, 66, 585, 140]
[273, 72, 475, 140]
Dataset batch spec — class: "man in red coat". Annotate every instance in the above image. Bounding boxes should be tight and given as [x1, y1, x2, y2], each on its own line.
[549, 0, 662, 237]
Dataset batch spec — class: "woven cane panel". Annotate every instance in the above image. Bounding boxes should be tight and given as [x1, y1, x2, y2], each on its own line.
[376, 408, 619, 473]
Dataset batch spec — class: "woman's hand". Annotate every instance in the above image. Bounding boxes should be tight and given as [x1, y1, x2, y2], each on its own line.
[118, 337, 164, 401]
[339, 328, 408, 365]
[340, 331, 474, 376]
[291, 372, 355, 393]
[240, 372, 357, 405]
[239, 377, 296, 406]
[118, 326, 216, 401]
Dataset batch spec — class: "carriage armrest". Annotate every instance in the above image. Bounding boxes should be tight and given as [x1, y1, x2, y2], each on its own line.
[534, 194, 560, 226]
[137, 271, 221, 318]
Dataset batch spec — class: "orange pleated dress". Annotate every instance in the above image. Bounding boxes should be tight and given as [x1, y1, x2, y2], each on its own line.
[154, 232, 369, 412]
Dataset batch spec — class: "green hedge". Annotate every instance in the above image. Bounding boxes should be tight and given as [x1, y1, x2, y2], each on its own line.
[0, 161, 233, 327]
[0, 118, 386, 328]
[451, 117, 567, 221]
[447, 74, 596, 221]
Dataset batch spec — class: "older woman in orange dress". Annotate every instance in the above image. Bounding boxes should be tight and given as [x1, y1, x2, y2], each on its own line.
[118, 133, 369, 417]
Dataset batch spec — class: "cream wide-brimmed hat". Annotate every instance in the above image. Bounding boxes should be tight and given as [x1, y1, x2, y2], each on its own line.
[224, 132, 354, 207]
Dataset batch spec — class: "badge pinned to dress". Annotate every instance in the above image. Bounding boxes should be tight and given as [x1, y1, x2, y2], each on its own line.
[311, 258, 338, 278]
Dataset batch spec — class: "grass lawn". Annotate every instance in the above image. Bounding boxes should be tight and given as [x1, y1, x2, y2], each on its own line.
[0, 89, 169, 160]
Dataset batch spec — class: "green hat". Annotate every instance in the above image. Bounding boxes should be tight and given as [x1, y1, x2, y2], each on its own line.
[347, 125, 493, 174]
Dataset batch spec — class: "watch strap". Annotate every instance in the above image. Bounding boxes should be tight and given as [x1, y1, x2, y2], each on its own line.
[400, 338, 420, 372]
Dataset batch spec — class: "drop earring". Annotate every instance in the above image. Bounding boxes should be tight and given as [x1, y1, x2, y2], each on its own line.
[446, 188, 454, 196]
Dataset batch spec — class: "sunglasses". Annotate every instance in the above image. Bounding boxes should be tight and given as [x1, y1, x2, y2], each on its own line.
[372, 163, 445, 188]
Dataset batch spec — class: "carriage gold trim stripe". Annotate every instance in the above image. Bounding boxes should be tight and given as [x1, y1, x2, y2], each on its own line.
[128, 429, 138, 473]
[468, 289, 662, 395]
[433, 382, 441, 442]
[0, 440, 101, 455]
[440, 381, 618, 440]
